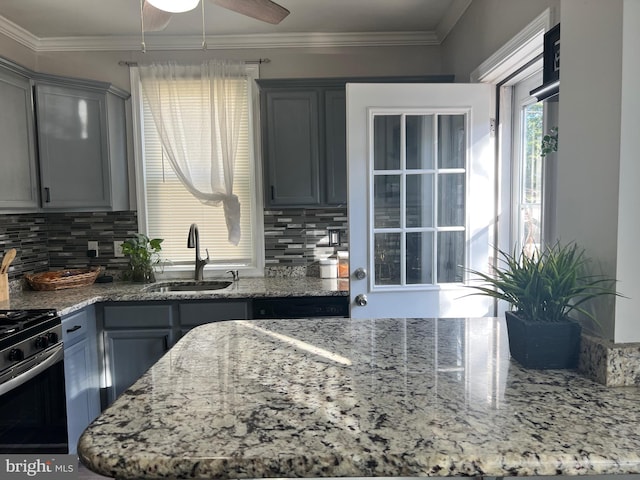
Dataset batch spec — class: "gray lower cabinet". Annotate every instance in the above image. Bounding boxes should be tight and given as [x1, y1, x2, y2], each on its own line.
[62, 306, 100, 454]
[179, 300, 250, 335]
[0, 60, 39, 210]
[102, 304, 175, 406]
[34, 77, 129, 211]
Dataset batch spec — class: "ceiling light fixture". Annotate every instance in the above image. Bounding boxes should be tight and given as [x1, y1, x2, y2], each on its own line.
[147, 0, 199, 13]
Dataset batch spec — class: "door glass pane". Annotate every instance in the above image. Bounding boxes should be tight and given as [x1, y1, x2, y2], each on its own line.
[520, 102, 543, 257]
[437, 231, 465, 283]
[438, 173, 465, 227]
[438, 115, 466, 169]
[375, 233, 401, 285]
[374, 175, 401, 228]
[406, 174, 434, 227]
[374, 115, 401, 170]
[406, 115, 434, 169]
[407, 232, 433, 284]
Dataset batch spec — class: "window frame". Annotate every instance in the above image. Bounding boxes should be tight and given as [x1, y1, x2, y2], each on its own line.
[129, 64, 265, 278]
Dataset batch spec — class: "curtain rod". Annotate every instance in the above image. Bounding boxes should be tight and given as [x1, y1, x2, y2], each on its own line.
[118, 58, 270, 67]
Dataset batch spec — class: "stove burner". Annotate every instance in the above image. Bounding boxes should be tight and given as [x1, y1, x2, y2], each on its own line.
[0, 311, 29, 322]
[0, 310, 58, 345]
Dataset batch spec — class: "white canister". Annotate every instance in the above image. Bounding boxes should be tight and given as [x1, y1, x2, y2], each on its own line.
[319, 258, 338, 278]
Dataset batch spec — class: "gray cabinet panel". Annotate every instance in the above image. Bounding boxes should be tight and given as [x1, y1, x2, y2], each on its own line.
[324, 90, 347, 205]
[180, 301, 249, 327]
[62, 306, 100, 454]
[36, 84, 111, 208]
[0, 66, 39, 210]
[34, 79, 129, 211]
[104, 329, 170, 405]
[103, 304, 173, 329]
[264, 90, 321, 206]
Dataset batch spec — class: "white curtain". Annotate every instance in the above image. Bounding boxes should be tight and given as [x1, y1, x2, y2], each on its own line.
[138, 60, 247, 245]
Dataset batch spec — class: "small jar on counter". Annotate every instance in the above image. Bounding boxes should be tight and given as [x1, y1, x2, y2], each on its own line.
[319, 258, 338, 278]
[337, 251, 349, 278]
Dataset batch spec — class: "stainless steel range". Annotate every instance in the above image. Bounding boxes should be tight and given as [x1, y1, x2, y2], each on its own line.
[0, 309, 68, 453]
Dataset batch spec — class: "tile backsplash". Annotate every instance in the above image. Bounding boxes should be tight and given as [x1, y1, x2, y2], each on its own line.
[0, 211, 138, 281]
[1, 207, 348, 280]
[263, 207, 348, 276]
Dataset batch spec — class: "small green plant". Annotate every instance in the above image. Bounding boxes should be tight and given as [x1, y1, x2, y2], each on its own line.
[121, 233, 163, 282]
[467, 242, 620, 324]
[540, 126, 558, 157]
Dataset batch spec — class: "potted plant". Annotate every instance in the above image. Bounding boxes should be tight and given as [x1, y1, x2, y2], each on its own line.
[468, 242, 619, 369]
[121, 233, 163, 283]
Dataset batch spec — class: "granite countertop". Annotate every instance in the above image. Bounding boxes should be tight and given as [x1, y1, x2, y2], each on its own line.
[4, 277, 349, 315]
[78, 317, 640, 480]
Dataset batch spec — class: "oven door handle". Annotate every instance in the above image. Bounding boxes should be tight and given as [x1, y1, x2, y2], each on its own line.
[0, 345, 64, 396]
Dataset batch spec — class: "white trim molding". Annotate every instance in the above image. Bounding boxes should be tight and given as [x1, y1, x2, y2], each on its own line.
[0, 11, 440, 52]
[470, 8, 552, 83]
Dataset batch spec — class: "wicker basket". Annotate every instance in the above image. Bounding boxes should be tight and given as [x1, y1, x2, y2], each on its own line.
[25, 267, 103, 291]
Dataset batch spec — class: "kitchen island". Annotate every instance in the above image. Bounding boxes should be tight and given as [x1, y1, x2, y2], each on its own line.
[78, 317, 640, 480]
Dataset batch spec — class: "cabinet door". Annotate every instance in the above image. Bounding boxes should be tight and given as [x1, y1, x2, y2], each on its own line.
[35, 83, 111, 209]
[62, 306, 101, 454]
[64, 339, 93, 454]
[324, 89, 347, 205]
[104, 329, 171, 405]
[263, 90, 321, 206]
[0, 67, 39, 210]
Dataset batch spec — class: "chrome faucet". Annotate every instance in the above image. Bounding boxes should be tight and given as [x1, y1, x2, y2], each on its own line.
[187, 223, 209, 281]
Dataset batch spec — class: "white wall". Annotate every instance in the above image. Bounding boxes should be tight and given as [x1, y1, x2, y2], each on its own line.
[29, 45, 443, 92]
[614, 0, 640, 343]
[556, 0, 624, 341]
[441, 0, 559, 81]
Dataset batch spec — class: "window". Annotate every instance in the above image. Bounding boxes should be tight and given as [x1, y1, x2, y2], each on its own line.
[132, 65, 263, 275]
[372, 112, 467, 287]
[512, 71, 544, 257]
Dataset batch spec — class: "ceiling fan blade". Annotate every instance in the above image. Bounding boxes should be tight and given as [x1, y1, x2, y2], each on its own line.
[211, 0, 290, 25]
[142, 1, 173, 32]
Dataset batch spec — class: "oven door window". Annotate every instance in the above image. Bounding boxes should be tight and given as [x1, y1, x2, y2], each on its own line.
[0, 359, 68, 453]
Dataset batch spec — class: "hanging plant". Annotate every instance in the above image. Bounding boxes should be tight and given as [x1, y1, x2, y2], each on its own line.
[540, 126, 558, 157]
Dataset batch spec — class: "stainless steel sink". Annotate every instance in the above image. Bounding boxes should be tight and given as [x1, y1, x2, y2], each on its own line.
[145, 281, 232, 293]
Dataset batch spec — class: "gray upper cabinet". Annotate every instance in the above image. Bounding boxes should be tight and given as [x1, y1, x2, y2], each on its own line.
[0, 61, 39, 210]
[35, 78, 129, 211]
[262, 89, 321, 206]
[324, 89, 347, 205]
[258, 76, 454, 208]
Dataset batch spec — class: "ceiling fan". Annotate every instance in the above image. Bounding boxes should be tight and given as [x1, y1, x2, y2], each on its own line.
[142, 0, 290, 32]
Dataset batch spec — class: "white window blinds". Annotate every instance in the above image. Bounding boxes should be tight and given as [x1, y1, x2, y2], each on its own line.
[140, 72, 257, 267]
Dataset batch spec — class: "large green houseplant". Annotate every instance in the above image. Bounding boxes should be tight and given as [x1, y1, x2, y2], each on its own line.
[121, 233, 163, 283]
[468, 242, 619, 369]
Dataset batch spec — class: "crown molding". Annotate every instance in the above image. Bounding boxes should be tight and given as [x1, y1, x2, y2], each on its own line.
[0, 14, 40, 51]
[0, 14, 439, 52]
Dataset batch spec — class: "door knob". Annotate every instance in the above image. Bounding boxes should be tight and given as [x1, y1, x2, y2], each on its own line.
[355, 294, 368, 306]
[353, 268, 367, 280]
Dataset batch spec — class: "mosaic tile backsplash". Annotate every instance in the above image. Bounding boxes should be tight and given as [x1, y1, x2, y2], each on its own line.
[0, 211, 138, 281]
[1, 207, 348, 281]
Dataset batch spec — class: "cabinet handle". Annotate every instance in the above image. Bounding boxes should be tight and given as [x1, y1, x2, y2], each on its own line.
[163, 335, 169, 350]
[270, 185, 275, 200]
[44, 187, 51, 203]
[66, 325, 82, 333]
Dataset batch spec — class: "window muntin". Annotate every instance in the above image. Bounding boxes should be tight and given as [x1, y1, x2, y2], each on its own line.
[372, 112, 467, 287]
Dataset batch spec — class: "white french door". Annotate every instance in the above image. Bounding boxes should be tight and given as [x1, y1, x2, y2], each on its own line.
[347, 83, 494, 319]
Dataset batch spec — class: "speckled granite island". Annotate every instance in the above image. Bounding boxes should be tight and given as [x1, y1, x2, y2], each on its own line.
[78, 317, 640, 480]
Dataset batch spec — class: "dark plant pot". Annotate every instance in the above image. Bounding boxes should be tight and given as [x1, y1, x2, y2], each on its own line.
[505, 311, 581, 369]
